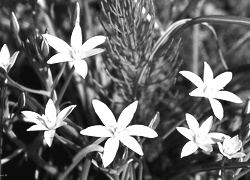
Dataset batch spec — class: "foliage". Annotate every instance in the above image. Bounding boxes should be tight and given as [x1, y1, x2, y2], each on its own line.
[1, 0, 250, 180]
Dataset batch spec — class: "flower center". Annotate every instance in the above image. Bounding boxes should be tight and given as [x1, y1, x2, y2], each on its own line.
[224, 144, 234, 155]
[195, 133, 202, 143]
[223, 141, 240, 155]
[203, 85, 215, 98]
[110, 125, 122, 138]
[72, 49, 81, 60]
[194, 131, 208, 145]
[41, 115, 56, 130]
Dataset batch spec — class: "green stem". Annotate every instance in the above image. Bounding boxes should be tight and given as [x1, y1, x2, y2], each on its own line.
[54, 133, 81, 151]
[6, 75, 50, 97]
[171, 15, 250, 41]
[55, 66, 75, 106]
[172, 161, 250, 180]
[0, 82, 7, 180]
[80, 159, 91, 180]
[233, 168, 250, 180]
[112, 174, 120, 180]
[221, 157, 226, 180]
[50, 63, 66, 94]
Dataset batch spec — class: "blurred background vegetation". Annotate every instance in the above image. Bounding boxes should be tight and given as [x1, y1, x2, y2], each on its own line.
[1, 0, 250, 179]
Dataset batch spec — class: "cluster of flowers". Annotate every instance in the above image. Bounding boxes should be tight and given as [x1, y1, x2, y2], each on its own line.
[1, 1, 245, 170]
[177, 62, 245, 159]
[1, 4, 158, 168]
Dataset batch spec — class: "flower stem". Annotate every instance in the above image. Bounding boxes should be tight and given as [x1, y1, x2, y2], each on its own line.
[221, 157, 226, 180]
[0, 81, 7, 180]
[172, 160, 250, 180]
[56, 66, 75, 106]
[112, 174, 120, 180]
[6, 75, 50, 97]
[80, 159, 91, 180]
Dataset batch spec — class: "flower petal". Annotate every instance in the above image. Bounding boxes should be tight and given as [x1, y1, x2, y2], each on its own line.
[102, 137, 119, 167]
[189, 88, 206, 97]
[179, 71, 204, 88]
[42, 34, 71, 54]
[199, 116, 213, 136]
[73, 60, 88, 79]
[217, 142, 229, 158]
[0, 45, 10, 71]
[208, 98, 224, 120]
[213, 72, 232, 91]
[176, 127, 194, 141]
[44, 130, 55, 147]
[214, 91, 242, 103]
[81, 36, 106, 52]
[8, 51, 19, 71]
[217, 142, 224, 154]
[203, 62, 214, 85]
[231, 135, 242, 152]
[71, 23, 82, 50]
[0, 44, 10, 62]
[27, 124, 48, 131]
[232, 135, 239, 142]
[55, 122, 67, 129]
[118, 134, 143, 155]
[117, 101, 138, 131]
[45, 99, 57, 128]
[80, 125, 113, 137]
[22, 111, 42, 124]
[200, 135, 214, 145]
[231, 152, 246, 158]
[180, 141, 198, 158]
[208, 132, 229, 143]
[92, 100, 117, 128]
[81, 48, 105, 59]
[185, 113, 199, 133]
[56, 105, 76, 128]
[47, 54, 74, 64]
[124, 125, 158, 138]
[199, 143, 213, 152]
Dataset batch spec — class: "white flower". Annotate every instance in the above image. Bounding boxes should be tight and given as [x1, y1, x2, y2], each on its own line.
[80, 100, 158, 167]
[176, 113, 226, 158]
[0, 44, 19, 73]
[217, 135, 245, 159]
[179, 62, 242, 120]
[22, 99, 76, 147]
[42, 23, 106, 79]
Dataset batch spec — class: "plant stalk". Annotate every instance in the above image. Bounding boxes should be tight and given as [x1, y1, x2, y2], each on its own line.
[56, 66, 75, 106]
[0, 81, 7, 180]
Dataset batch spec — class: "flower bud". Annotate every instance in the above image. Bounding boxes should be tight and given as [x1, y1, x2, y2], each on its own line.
[72, 2, 80, 26]
[245, 100, 250, 114]
[149, 112, 160, 130]
[41, 38, 50, 58]
[18, 92, 26, 110]
[10, 12, 20, 35]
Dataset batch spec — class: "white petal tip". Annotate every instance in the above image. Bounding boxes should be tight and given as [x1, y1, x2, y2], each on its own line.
[79, 130, 86, 135]
[217, 116, 223, 121]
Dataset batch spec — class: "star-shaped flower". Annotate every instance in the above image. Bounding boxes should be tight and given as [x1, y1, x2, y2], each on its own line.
[22, 99, 76, 147]
[176, 113, 226, 158]
[179, 62, 242, 120]
[42, 23, 106, 79]
[0, 44, 19, 73]
[217, 135, 245, 159]
[80, 100, 158, 167]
